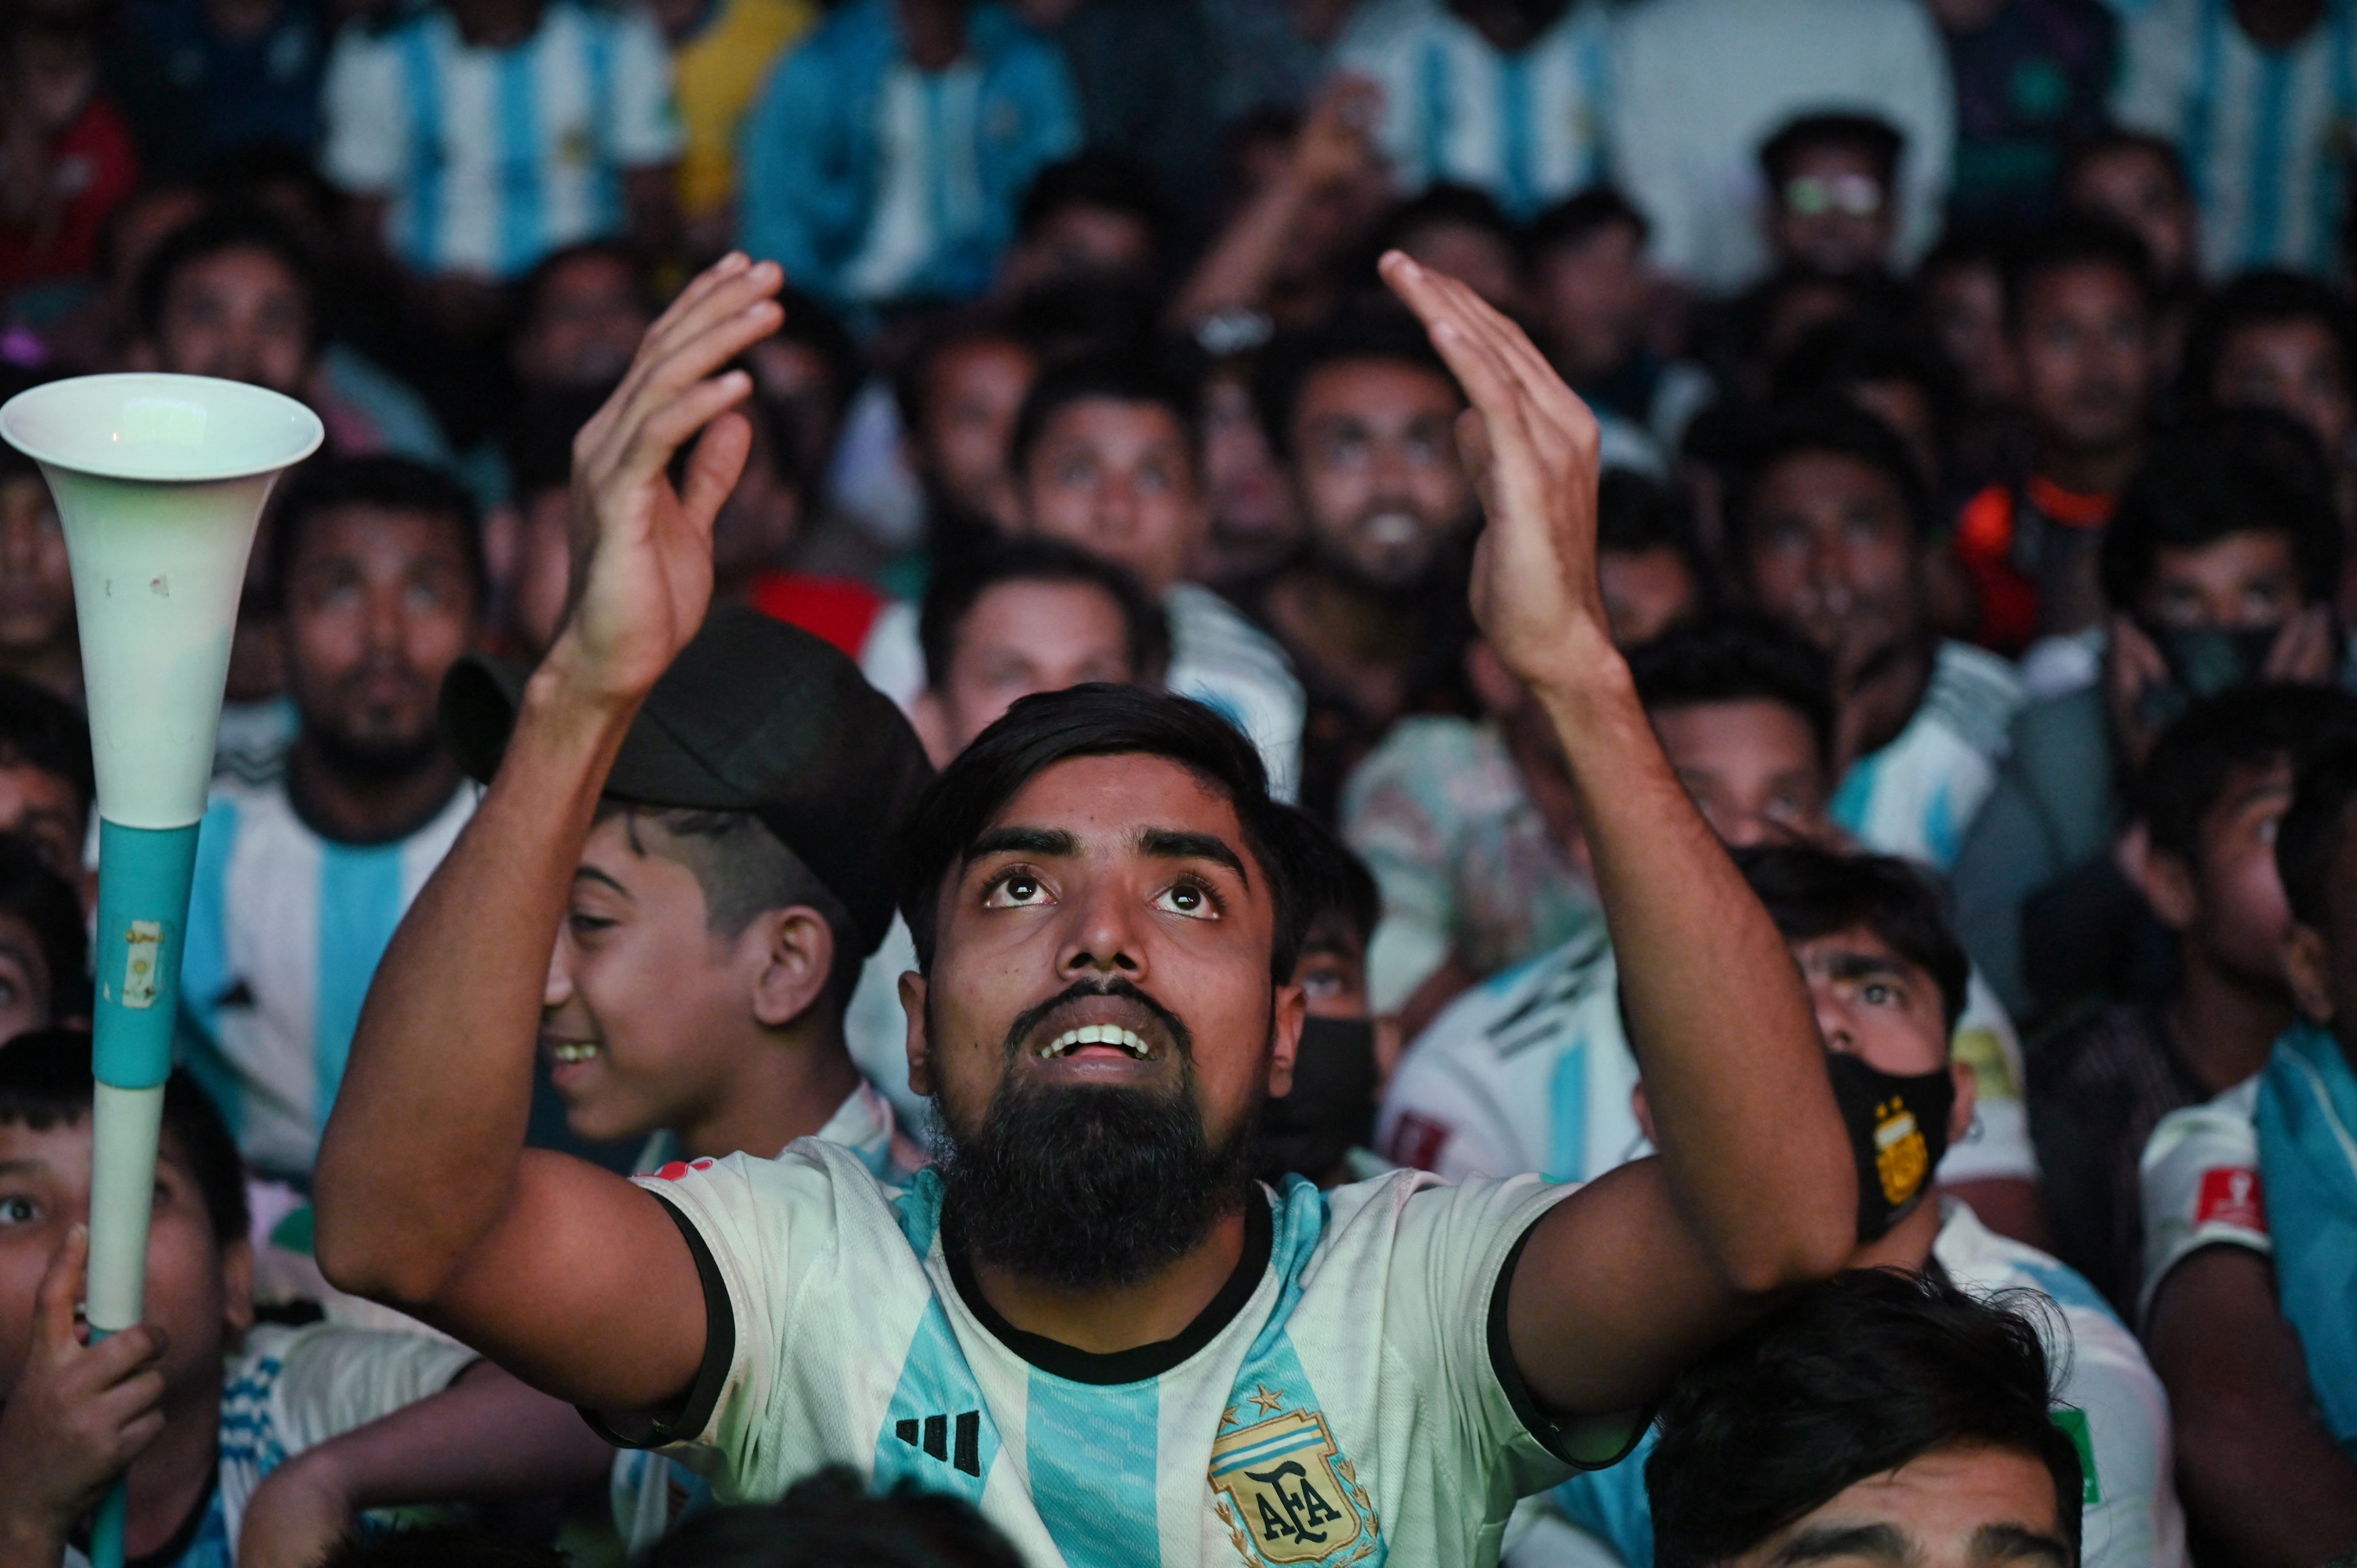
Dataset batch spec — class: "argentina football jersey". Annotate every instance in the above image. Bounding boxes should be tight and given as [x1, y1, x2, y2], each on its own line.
[610, 1141, 1637, 1567]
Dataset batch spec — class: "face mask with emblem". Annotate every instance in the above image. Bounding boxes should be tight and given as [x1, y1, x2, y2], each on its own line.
[1825, 1051, 1955, 1243]
[2134, 622, 2283, 733]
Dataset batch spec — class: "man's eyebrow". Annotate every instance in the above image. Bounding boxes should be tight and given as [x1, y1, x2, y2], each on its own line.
[572, 865, 631, 897]
[1138, 828, 1249, 885]
[965, 826, 1081, 865]
[1770, 1522, 1910, 1565]
[1970, 1524, 2073, 1567]
[1809, 952, 1914, 985]
[0, 1158, 52, 1178]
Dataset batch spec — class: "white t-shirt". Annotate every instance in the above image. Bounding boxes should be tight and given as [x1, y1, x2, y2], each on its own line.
[620, 1142, 1628, 1566]
[1376, 930, 2038, 1188]
[2136, 1075, 2267, 1320]
[1832, 640, 2026, 872]
[1165, 583, 1307, 806]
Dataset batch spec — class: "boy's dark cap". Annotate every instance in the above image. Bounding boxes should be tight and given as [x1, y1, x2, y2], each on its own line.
[440, 607, 934, 954]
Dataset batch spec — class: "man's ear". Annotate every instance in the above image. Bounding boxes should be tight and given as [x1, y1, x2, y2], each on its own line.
[750, 908, 836, 1030]
[900, 970, 933, 1097]
[1948, 1057, 1979, 1147]
[2118, 822, 2198, 932]
[1266, 982, 1307, 1100]
[220, 1236, 255, 1346]
[2285, 921, 2336, 1025]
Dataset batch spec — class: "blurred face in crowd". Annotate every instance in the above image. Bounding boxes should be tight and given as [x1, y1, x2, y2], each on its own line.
[2014, 263, 2154, 461]
[1018, 397, 1206, 597]
[747, 337, 845, 501]
[2149, 758, 2300, 995]
[1289, 358, 1474, 592]
[2136, 530, 2308, 634]
[1198, 369, 1302, 582]
[1651, 698, 1829, 850]
[1741, 450, 1925, 673]
[1001, 203, 1159, 297]
[148, 244, 313, 396]
[1921, 256, 2017, 409]
[281, 505, 479, 774]
[1393, 218, 1524, 313]
[1534, 220, 1649, 383]
[916, 578, 1140, 764]
[0, 911, 57, 1042]
[1721, 1445, 2068, 1568]
[1770, 144, 1897, 277]
[2210, 317, 2355, 457]
[512, 252, 650, 390]
[0, 474, 72, 661]
[1599, 545, 1699, 647]
[0, 764, 85, 891]
[2066, 145, 2196, 281]
[710, 408, 800, 583]
[2286, 796, 2357, 1042]
[916, 335, 1039, 528]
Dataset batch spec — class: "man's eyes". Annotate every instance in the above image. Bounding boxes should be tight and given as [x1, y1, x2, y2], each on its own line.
[0, 1194, 38, 1225]
[1152, 879, 1221, 919]
[982, 870, 1051, 908]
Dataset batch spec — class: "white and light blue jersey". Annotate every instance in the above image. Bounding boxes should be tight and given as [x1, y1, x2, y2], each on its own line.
[178, 777, 476, 1181]
[321, 0, 682, 279]
[1332, 0, 1611, 219]
[625, 1141, 1631, 1566]
[1832, 640, 2025, 872]
[1166, 583, 1307, 807]
[2113, 0, 2357, 276]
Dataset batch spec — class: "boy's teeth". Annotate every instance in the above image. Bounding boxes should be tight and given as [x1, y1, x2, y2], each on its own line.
[1041, 1025, 1150, 1059]
[552, 1042, 599, 1064]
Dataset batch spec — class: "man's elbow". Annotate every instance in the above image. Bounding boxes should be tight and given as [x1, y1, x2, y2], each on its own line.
[1714, 1194, 1856, 1296]
[310, 1169, 462, 1308]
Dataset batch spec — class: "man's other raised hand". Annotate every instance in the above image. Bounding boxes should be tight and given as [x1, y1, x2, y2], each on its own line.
[549, 253, 784, 708]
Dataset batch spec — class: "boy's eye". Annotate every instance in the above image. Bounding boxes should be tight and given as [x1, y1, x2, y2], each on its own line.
[984, 871, 1050, 908]
[1861, 982, 1896, 1006]
[1153, 881, 1218, 919]
[0, 1195, 37, 1225]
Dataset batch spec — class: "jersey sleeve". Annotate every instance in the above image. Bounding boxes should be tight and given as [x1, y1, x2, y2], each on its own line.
[320, 29, 410, 194]
[263, 1324, 481, 1456]
[605, 9, 685, 167]
[2137, 1091, 2268, 1321]
[2053, 1307, 2188, 1568]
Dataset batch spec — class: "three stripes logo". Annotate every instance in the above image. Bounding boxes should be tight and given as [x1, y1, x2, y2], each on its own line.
[894, 1411, 983, 1477]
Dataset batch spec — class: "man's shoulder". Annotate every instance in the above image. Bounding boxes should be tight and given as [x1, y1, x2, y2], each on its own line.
[1938, 1202, 2124, 1329]
[1926, 640, 2028, 754]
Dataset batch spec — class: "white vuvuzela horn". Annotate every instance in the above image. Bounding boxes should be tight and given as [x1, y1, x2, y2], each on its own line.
[0, 374, 321, 1568]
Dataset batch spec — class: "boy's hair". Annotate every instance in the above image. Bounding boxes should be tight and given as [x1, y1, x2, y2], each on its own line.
[320, 1527, 571, 1568]
[2061, 129, 2192, 204]
[1251, 308, 1459, 459]
[0, 1029, 249, 1247]
[515, 239, 654, 332]
[1284, 806, 1380, 952]
[1647, 1268, 2082, 1568]
[1629, 613, 1837, 775]
[1008, 355, 1199, 481]
[898, 685, 1306, 983]
[918, 538, 1170, 694]
[766, 283, 860, 423]
[0, 673, 94, 822]
[642, 1466, 1026, 1568]
[267, 454, 489, 613]
[2004, 215, 2156, 326]
[1727, 401, 1933, 556]
[1733, 844, 1969, 1033]
[1523, 185, 1651, 261]
[2137, 685, 2357, 862]
[1369, 182, 1519, 260]
[1914, 224, 2011, 283]
[1017, 150, 1171, 254]
[0, 835, 87, 1017]
[1759, 112, 1906, 189]
[133, 204, 322, 352]
[2277, 739, 2357, 931]
[1597, 468, 1709, 583]
[2099, 410, 2342, 611]
[2182, 270, 2357, 411]
[594, 803, 867, 1007]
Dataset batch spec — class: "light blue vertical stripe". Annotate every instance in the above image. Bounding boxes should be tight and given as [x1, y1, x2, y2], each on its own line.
[175, 798, 244, 1138]
[495, 37, 543, 277]
[585, 13, 617, 235]
[1829, 749, 1882, 843]
[925, 75, 950, 291]
[2316, 0, 2356, 271]
[1546, 1041, 1588, 1182]
[311, 843, 408, 1149]
[2247, 50, 2295, 267]
[1027, 1374, 1160, 1568]
[872, 1297, 999, 1504]
[401, 24, 445, 270]
[1420, 38, 1450, 190]
[1501, 53, 1534, 217]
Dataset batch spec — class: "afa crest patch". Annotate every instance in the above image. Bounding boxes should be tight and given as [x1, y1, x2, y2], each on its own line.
[1210, 1403, 1380, 1566]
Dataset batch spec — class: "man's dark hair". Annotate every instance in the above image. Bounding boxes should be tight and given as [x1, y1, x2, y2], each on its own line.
[515, 239, 654, 334]
[2004, 215, 2156, 326]
[1251, 308, 1459, 459]
[1017, 150, 1171, 253]
[766, 284, 860, 421]
[2062, 129, 2192, 205]
[504, 385, 611, 503]
[1648, 1268, 2083, 1568]
[2137, 685, 2357, 862]
[1770, 314, 1959, 457]
[2182, 270, 2357, 414]
[1008, 355, 1198, 480]
[898, 685, 1307, 983]
[1524, 185, 1651, 260]
[642, 1466, 1025, 1568]
[1369, 182, 1518, 261]
[1760, 112, 1906, 189]
[0, 835, 87, 1019]
[267, 454, 488, 613]
[918, 538, 1170, 695]
[2099, 410, 2343, 610]
[319, 1528, 571, 1568]
[1286, 806, 1380, 951]
[1629, 613, 1837, 773]
[0, 673, 93, 821]
[133, 203, 322, 351]
[1734, 844, 1969, 1033]
[2277, 739, 2357, 930]
[890, 309, 1038, 438]
[0, 1028, 249, 1247]
[1727, 400, 1933, 556]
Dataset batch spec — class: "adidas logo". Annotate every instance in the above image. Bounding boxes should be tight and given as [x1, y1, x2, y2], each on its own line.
[894, 1411, 982, 1476]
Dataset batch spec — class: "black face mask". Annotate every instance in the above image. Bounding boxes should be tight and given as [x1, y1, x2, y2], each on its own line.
[2135, 622, 2283, 731]
[1255, 1017, 1378, 1185]
[1825, 1052, 1956, 1243]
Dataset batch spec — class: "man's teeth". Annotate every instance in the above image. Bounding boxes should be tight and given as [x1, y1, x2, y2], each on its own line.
[1040, 1024, 1151, 1059]
[551, 1042, 600, 1064]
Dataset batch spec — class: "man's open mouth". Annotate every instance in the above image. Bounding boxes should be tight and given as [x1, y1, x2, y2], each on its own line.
[1037, 1024, 1153, 1060]
[548, 1041, 601, 1065]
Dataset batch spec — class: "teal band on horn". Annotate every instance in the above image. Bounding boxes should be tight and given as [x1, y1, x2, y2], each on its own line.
[91, 819, 201, 1089]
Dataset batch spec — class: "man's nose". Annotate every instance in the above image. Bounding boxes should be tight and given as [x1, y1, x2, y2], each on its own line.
[1057, 879, 1146, 979]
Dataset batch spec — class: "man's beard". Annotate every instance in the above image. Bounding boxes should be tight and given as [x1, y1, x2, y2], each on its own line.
[307, 717, 446, 783]
[931, 980, 1263, 1294]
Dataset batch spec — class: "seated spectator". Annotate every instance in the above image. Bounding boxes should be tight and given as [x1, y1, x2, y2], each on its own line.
[2032, 685, 2357, 1314]
[180, 457, 484, 1184]
[1592, 469, 1708, 648]
[1644, 1268, 2088, 1568]
[0, 410, 79, 703]
[653, 0, 817, 258]
[1332, 0, 1612, 220]
[2181, 270, 2357, 556]
[1247, 311, 1481, 816]
[0, 835, 87, 1039]
[0, 674, 90, 898]
[1380, 618, 2042, 1240]
[1540, 846, 2179, 1568]
[1952, 413, 2345, 1021]
[748, 284, 859, 521]
[320, 0, 681, 286]
[739, 0, 1078, 307]
[1366, 183, 1527, 314]
[2060, 130, 2201, 297]
[640, 1466, 1024, 1568]
[1003, 355, 1308, 800]
[1929, 0, 2115, 228]
[1954, 219, 2157, 657]
[486, 388, 604, 664]
[0, 0, 139, 297]
[995, 152, 1170, 302]
[891, 311, 1042, 565]
[1732, 403, 2026, 870]
[1007, 0, 1216, 236]
[509, 241, 656, 395]
[1608, 0, 1953, 292]
[1770, 314, 1961, 504]
[1914, 227, 2022, 489]
[2139, 741, 2357, 1564]
[1258, 807, 1387, 1190]
[1757, 112, 1908, 280]
[1525, 186, 1714, 461]
[122, 0, 325, 161]
[1192, 346, 1304, 592]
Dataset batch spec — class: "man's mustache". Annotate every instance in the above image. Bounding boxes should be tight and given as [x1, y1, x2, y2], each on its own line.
[999, 977, 1194, 1063]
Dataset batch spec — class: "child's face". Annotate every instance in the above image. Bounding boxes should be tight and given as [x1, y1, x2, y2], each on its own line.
[0, 1119, 248, 1411]
[1019, 399, 1206, 597]
[0, 912, 57, 1043]
[1292, 916, 1369, 1022]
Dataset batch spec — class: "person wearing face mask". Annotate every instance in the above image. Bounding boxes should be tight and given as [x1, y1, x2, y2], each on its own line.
[1952, 409, 2347, 1024]
[1517, 845, 2184, 1568]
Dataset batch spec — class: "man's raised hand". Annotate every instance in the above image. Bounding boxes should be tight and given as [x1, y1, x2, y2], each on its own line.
[550, 253, 784, 706]
[1378, 250, 1611, 696]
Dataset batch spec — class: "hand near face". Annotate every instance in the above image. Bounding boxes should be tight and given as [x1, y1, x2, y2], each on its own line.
[1378, 251, 1610, 697]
